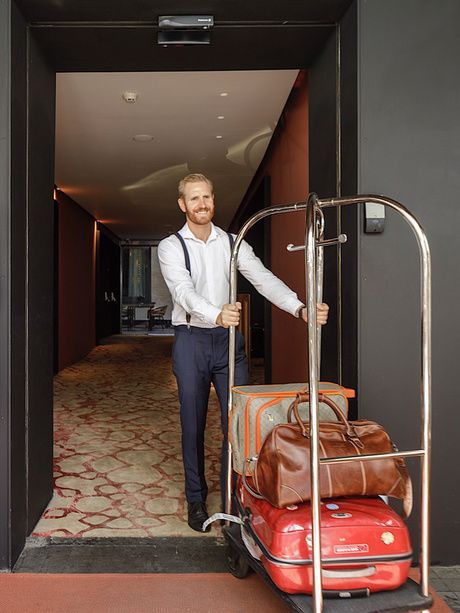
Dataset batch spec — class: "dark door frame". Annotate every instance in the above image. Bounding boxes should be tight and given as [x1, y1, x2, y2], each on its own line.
[1, 0, 354, 570]
[0, 0, 12, 571]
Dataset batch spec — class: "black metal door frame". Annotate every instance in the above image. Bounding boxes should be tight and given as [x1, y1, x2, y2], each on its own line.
[0, 0, 348, 570]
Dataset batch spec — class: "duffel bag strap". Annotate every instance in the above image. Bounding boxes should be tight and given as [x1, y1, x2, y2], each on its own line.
[242, 457, 265, 499]
[288, 393, 365, 448]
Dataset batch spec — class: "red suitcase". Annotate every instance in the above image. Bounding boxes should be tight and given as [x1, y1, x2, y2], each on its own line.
[237, 477, 412, 596]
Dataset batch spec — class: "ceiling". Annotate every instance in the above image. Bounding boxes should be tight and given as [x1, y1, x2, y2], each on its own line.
[55, 70, 300, 239]
[18, 0, 353, 240]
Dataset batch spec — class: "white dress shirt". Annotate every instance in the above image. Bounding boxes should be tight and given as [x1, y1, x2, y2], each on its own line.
[158, 222, 304, 328]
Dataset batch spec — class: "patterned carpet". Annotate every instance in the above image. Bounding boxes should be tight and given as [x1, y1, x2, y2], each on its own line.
[33, 336, 225, 538]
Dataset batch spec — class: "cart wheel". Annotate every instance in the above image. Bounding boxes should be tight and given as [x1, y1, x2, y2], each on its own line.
[226, 543, 251, 578]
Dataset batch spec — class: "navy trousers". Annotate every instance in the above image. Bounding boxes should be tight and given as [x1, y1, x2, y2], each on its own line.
[172, 325, 249, 504]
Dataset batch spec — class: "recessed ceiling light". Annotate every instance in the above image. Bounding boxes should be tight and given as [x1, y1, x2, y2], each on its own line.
[133, 134, 153, 142]
[219, 92, 228, 97]
[217, 115, 225, 120]
[216, 135, 223, 139]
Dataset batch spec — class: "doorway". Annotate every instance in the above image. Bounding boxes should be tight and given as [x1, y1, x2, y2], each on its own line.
[3, 0, 352, 569]
[31, 67, 299, 541]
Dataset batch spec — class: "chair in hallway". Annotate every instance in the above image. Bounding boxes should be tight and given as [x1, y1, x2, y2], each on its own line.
[121, 305, 135, 329]
[148, 305, 167, 330]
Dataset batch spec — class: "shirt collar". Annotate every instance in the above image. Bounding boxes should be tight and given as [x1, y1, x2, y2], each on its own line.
[180, 222, 219, 243]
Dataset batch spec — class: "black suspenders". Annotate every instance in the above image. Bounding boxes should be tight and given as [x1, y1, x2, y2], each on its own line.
[174, 231, 234, 325]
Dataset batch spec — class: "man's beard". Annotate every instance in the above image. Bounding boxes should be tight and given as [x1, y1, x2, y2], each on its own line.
[186, 208, 214, 225]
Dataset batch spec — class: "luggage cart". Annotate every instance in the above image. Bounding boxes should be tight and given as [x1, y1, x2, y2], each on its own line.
[223, 193, 433, 613]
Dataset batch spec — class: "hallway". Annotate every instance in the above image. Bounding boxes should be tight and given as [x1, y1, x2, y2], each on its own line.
[33, 335, 223, 538]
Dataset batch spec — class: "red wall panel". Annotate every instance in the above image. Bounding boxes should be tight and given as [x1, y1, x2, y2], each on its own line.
[267, 79, 308, 383]
[57, 191, 96, 370]
[249, 73, 309, 382]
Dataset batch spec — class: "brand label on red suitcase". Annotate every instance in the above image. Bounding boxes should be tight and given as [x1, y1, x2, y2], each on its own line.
[334, 543, 369, 554]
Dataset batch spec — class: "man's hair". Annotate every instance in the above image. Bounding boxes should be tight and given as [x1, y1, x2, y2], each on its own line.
[178, 173, 213, 199]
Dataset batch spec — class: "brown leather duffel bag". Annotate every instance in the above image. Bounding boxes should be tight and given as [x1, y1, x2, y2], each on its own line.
[252, 393, 412, 516]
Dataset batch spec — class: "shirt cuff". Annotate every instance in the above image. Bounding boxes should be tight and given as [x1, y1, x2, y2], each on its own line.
[201, 304, 222, 326]
[294, 302, 306, 318]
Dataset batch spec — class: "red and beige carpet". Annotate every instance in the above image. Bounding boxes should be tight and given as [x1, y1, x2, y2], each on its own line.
[33, 336, 225, 538]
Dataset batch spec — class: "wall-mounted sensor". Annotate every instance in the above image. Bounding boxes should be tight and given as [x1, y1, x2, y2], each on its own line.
[157, 15, 214, 45]
[364, 202, 385, 233]
[158, 15, 214, 29]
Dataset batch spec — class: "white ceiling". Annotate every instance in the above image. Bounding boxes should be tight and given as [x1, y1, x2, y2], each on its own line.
[55, 70, 299, 240]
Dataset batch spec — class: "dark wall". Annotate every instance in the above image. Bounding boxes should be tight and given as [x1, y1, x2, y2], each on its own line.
[58, 191, 121, 369]
[10, 0, 27, 565]
[337, 3, 358, 415]
[308, 28, 341, 388]
[1, 1, 56, 568]
[96, 229, 121, 342]
[356, 0, 460, 564]
[26, 29, 56, 535]
[308, 15, 359, 409]
[310, 0, 460, 562]
[0, 0, 13, 569]
[58, 190, 96, 370]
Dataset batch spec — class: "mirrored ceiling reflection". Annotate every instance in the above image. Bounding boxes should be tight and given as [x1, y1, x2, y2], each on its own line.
[55, 70, 299, 239]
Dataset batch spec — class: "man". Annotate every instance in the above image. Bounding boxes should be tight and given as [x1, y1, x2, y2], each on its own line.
[158, 173, 328, 532]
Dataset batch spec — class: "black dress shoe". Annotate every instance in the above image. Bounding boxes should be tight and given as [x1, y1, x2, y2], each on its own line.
[187, 502, 211, 533]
